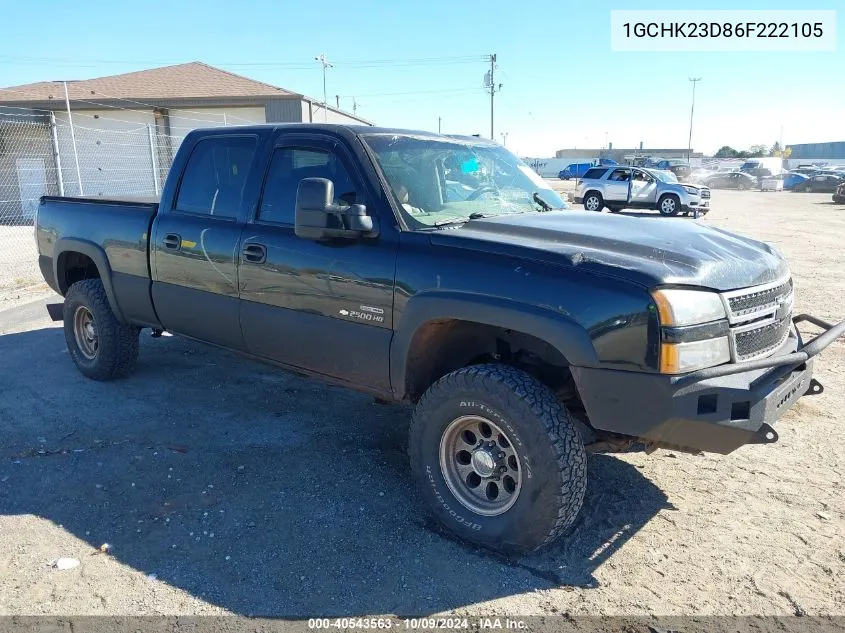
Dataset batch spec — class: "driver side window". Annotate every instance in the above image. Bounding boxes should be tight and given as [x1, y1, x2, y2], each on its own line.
[257, 148, 359, 225]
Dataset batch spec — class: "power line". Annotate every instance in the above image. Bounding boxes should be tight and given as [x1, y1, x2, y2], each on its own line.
[0, 54, 488, 70]
[337, 87, 482, 99]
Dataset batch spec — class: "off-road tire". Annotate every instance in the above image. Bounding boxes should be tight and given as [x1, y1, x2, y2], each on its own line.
[409, 364, 587, 555]
[63, 279, 140, 381]
[658, 194, 681, 216]
[583, 192, 604, 212]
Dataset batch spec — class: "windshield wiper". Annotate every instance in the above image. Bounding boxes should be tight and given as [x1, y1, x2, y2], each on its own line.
[533, 192, 555, 212]
[432, 212, 488, 228]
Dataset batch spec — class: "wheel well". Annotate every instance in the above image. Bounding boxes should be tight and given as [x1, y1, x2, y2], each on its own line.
[405, 319, 573, 402]
[583, 189, 601, 200]
[57, 251, 100, 295]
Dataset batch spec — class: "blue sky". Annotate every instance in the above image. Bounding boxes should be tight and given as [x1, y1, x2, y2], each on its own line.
[1, 0, 841, 157]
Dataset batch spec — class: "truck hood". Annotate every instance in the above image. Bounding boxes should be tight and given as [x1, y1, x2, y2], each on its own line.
[434, 211, 788, 291]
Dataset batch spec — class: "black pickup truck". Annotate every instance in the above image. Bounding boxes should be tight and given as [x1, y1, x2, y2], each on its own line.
[36, 124, 844, 554]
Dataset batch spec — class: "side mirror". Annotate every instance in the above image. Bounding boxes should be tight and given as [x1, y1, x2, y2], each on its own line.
[295, 178, 378, 241]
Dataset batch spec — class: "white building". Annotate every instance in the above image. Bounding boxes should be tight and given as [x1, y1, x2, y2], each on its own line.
[0, 62, 370, 218]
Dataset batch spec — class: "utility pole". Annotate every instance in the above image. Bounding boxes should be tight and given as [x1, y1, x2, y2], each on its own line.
[485, 54, 502, 140]
[500, 132, 508, 147]
[336, 95, 340, 109]
[687, 77, 701, 161]
[438, 116, 442, 134]
[62, 80, 83, 196]
[314, 54, 333, 121]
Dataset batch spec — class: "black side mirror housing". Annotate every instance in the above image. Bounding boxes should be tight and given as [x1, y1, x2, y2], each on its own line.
[295, 178, 378, 240]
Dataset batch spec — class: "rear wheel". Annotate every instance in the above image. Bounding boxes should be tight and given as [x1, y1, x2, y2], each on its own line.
[737, 181, 747, 191]
[63, 279, 140, 381]
[583, 192, 603, 212]
[409, 364, 587, 555]
[658, 194, 680, 216]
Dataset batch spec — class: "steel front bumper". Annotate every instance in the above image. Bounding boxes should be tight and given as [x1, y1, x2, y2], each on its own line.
[571, 314, 845, 454]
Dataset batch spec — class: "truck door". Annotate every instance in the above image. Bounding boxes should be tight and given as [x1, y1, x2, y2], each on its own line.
[151, 133, 260, 350]
[604, 168, 631, 201]
[237, 135, 397, 393]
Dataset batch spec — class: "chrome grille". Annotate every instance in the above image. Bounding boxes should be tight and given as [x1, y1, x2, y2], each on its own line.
[734, 316, 791, 361]
[700, 189, 711, 199]
[722, 277, 793, 361]
[726, 279, 793, 320]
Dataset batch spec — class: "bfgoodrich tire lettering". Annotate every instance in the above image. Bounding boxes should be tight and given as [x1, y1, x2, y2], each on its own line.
[409, 364, 587, 555]
[63, 279, 140, 381]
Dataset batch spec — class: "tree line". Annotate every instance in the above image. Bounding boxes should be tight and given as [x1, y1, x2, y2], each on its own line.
[714, 142, 791, 159]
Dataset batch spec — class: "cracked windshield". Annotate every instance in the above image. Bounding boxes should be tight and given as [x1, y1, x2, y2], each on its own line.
[363, 134, 568, 228]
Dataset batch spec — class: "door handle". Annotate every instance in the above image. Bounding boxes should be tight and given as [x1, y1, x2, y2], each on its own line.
[163, 233, 181, 250]
[242, 243, 267, 264]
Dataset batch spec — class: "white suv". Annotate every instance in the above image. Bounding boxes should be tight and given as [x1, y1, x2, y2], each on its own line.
[575, 166, 710, 217]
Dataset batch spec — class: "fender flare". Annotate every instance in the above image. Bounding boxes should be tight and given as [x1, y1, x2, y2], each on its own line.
[390, 291, 599, 398]
[53, 237, 125, 323]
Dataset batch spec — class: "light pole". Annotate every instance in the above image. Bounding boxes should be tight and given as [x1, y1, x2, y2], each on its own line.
[314, 54, 333, 121]
[500, 132, 508, 147]
[687, 77, 701, 161]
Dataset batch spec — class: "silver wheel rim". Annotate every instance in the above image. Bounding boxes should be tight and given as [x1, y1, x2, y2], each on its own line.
[439, 415, 522, 516]
[585, 196, 600, 211]
[661, 198, 676, 213]
[73, 306, 98, 360]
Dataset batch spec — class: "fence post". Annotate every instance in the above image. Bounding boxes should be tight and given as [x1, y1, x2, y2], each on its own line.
[62, 81, 84, 196]
[147, 123, 160, 196]
[49, 112, 65, 197]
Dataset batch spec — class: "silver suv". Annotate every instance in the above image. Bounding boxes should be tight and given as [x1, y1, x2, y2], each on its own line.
[575, 166, 710, 217]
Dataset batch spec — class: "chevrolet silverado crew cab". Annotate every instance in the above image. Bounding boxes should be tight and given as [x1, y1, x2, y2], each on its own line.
[575, 165, 710, 217]
[36, 124, 844, 555]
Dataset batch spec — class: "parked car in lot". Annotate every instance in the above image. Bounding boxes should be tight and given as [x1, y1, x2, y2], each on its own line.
[558, 162, 593, 180]
[783, 171, 809, 190]
[792, 174, 845, 193]
[575, 166, 709, 216]
[833, 182, 845, 204]
[703, 171, 758, 190]
[34, 123, 845, 555]
[653, 159, 692, 180]
[740, 157, 784, 178]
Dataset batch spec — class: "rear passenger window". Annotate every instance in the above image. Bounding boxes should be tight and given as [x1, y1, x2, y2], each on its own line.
[257, 148, 359, 225]
[175, 136, 257, 218]
[583, 168, 607, 180]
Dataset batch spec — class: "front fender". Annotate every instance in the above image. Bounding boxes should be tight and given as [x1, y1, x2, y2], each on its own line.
[390, 290, 600, 398]
[53, 237, 125, 323]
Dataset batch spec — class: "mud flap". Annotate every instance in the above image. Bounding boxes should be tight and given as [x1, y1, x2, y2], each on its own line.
[46, 303, 64, 322]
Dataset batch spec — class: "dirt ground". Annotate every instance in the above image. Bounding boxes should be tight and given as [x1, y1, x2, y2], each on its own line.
[0, 185, 843, 617]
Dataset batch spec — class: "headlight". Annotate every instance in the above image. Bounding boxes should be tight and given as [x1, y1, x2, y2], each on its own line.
[659, 337, 731, 374]
[651, 289, 726, 326]
[683, 185, 699, 195]
[652, 289, 731, 374]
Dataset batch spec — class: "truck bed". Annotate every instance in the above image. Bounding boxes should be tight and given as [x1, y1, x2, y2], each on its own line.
[36, 195, 160, 327]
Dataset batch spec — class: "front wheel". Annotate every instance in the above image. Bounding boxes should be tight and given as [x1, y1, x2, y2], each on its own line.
[583, 192, 603, 212]
[409, 364, 587, 555]
[658, 194, 681, 216]
[63, 279, 140, 381]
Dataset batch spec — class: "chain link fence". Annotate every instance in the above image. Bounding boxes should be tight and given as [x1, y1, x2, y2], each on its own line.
[0, 111, 182, 295]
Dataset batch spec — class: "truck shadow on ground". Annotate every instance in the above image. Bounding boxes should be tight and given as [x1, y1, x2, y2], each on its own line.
[0, 327, 672, 616]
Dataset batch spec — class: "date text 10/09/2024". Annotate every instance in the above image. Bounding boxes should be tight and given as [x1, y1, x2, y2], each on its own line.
[308, 618, 528, 630]
[621, 22, 824, 39]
